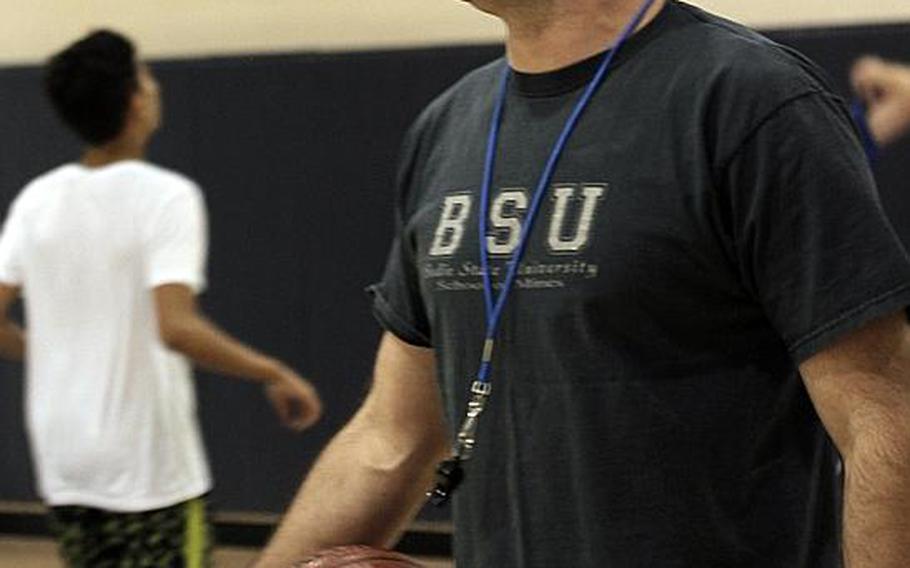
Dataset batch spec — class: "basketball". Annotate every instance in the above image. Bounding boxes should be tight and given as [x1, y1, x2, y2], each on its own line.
[296, 545, 426, 568]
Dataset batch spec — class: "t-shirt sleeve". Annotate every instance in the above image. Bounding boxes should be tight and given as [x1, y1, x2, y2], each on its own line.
[144, 183, 209, 293]
[0, 199, 26, 286]
[722, 92, 910, 363]
[369, 233, 432, 348]
[367, 122, 433, 348]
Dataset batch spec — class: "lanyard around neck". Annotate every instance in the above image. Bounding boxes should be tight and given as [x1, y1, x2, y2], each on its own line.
[428, 0, 662, 509]
[475, 0, 659, 386]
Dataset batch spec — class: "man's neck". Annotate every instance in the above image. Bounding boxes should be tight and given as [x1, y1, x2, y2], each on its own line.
[81, 136, 147, 168]
[503, 0, 666, 73]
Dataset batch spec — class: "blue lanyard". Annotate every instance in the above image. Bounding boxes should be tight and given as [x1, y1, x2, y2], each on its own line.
[475, 0, 659, 387]
[851, 101, 880, 164]
[428, 0, 662, 507]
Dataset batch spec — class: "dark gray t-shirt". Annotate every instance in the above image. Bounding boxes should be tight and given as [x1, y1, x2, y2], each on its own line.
[371, 2, 910, 566]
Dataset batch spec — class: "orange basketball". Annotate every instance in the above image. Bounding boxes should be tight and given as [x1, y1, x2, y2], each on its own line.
[297, 545, 426, 568]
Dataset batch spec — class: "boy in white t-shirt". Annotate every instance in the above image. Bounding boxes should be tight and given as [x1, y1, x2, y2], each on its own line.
[0, 30, 322, 566]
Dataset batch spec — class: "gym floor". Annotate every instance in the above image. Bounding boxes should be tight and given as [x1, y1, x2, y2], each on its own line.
[0, 536, 453, 567]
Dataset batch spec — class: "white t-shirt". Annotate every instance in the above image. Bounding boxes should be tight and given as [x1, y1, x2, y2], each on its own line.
[0, 160, 212, 512]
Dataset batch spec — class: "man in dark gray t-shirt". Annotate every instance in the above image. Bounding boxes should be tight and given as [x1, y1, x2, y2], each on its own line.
[259, 2, 910, 567]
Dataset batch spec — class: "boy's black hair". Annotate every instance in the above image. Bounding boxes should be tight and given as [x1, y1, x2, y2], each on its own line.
[44, 30, 138, 145]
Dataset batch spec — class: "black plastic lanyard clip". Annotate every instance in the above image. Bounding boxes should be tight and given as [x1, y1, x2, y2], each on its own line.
[427, 380, 492, 507]
[428, 456, 464, 507]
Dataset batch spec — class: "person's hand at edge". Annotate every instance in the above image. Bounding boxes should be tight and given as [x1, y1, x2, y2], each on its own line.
[852, 56, 910, 146]
[264, 363, 323, 431]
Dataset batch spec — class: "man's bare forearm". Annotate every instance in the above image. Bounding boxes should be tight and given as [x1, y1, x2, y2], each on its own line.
[256, 414, 446, 567]
[842, 419, 910, 567]
[256, 333, 446, 566]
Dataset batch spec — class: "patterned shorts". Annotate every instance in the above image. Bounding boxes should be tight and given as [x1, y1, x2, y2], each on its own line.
[49, 496, 213, 568]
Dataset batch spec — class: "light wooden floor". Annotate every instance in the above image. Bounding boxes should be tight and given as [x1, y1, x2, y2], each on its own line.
[0, 536, 453, 567]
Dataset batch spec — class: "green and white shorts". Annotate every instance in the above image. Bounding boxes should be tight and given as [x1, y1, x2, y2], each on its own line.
[49, 496, 212, 568]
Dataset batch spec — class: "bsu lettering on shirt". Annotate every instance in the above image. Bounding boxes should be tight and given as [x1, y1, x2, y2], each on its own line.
[424, 184, 605, 290]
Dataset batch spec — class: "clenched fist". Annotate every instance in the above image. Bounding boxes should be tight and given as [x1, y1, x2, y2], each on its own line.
[264, 363, 323, 431]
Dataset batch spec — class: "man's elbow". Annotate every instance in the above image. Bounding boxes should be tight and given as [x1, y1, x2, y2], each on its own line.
[841, 394, 910, 469]
[358, 416, 450, 478]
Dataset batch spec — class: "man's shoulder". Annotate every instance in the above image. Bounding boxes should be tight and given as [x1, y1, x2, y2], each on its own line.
[412, 58, 504, 134]
[435, 58, 504, 105]
[665, 2, 831, 97]
[651, 1, 841, 148]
